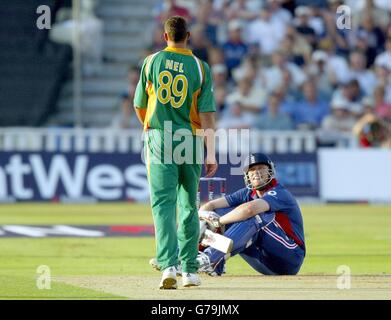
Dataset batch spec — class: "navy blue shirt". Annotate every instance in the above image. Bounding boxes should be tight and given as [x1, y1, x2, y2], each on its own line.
[222, 41, 248, 72]
[225, 183, 305, 250]
[291, 99, 330, 128]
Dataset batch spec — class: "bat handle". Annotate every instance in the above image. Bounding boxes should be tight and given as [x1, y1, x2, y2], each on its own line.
[199, 220, 207, 241]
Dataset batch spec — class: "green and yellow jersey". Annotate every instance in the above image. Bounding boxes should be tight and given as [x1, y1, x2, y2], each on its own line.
[134, 46, 216, 135]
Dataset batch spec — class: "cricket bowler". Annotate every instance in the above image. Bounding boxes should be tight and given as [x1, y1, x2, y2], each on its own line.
[133, 16, 217, 289]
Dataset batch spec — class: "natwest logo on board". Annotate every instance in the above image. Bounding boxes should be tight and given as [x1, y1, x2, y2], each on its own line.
[0, 151, 319, 202]
[0, 153, 149, 202]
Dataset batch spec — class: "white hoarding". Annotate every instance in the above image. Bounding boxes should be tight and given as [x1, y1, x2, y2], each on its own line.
[319, 149, 391, 202]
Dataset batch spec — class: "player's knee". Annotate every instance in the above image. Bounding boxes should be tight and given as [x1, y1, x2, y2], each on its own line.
[275, 262, 303, 275]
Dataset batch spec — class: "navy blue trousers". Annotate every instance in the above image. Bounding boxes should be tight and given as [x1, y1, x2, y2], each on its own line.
[204, 207, 305, 275]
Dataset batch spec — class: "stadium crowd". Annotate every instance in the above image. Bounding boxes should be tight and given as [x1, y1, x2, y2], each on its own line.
[118, 0, 391, 147]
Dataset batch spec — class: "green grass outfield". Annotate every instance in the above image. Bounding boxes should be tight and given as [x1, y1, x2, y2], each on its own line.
[0, 203, 390, 299]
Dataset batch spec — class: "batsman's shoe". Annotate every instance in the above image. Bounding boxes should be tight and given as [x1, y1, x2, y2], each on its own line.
[150, 258, 182, 276]
[196, 251, 216, 275]
[197, 252, 214, 274]
[159, 266, 177, 290]
[182, 273, 201, 287]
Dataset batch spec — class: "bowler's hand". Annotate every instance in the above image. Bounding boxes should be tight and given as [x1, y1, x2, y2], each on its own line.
[204, 156, 218, 177]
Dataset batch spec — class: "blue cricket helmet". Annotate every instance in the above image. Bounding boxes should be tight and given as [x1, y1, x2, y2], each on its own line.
[243, 153, 276, 190]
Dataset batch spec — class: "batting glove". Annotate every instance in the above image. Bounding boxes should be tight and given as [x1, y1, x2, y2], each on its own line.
[198, 210, 222, 232]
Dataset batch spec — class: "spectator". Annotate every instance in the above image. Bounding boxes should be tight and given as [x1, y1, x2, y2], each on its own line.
[155, 0, 192, 24]
[263, 50, 307, 92]
[294, 6, 317, 49]
[201, 0, 225, 26]
[224, 0, 261, 21]
[267, 0, 292, 26]
[195, 0, 220, 45]
[150, 27, 166, 52]
[306, 50, 334, 100]
[257, 93, 294, 130]
[189, 24, 209, 62]
[217, 100, 253, 129]
[374, 65, 391, 105]
[374, 86, 391, 121]
[353, 113, 391, 147]
[351, 0, 391, 32]
[301, 4, 327, 37]
[361, 96, 376, 115]
[279, 0, 297, 15]
[208, 47, 225, 66]
[281, 68, 303, 101]
[49, 0, 103, 75]
[354, 12, 385, 67]
[214, 85, 227, 113]
[212, 64, 228, 88]
[111, 66, 140, 129]
[331, 79, 365, 116]
[372, 0, 391, 12]
[290, 81, 330, 129]
[226, 76, 267, 116]
[295, 0, 329, 8]
[323, 0, 350, 56]
[247, 6, 287, 56]
[233, 55, 270, 94]
[347, 51, 377, 96]
[375, 35, 391, 71]
[321, 98, 357, 134]
[280, 25, 312, 66]
[222, 20, 248, 78]
[133, 0, 391, 134]
[211, 0, 229, 13]
[317, 38, 351, 85]
[375, 64, 390, 87]
[274, 84, 298, 106]
[111, 100, 139, 129]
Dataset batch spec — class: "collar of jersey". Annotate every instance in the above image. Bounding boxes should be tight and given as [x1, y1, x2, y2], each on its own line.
[251, 179, 278, 199]
[164, 46, 193, 56]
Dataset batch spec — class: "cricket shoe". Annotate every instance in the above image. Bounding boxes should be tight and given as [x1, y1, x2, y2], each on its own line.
[196, 251, 217, 276]
[159, 266, 177, 289]
[149, 258, 182, 276]
[182, 272, 201, 287]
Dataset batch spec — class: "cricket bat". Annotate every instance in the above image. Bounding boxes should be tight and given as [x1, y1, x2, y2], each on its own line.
[200, 229, 233, 254]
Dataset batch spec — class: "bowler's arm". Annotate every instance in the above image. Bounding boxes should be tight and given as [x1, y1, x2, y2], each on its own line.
[199, 111, 216, 159]
[199, 112, 218, 177]
[197, 61, 218, 178]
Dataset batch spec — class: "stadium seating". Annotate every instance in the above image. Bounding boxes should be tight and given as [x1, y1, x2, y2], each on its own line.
[0, 0, 71, 126]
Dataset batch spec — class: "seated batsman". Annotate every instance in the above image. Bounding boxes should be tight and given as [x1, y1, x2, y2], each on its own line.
[197, 152, 306, 276]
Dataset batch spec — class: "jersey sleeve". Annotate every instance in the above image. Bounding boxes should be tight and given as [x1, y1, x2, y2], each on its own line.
[197, 61, 216, 113]
[225, 188, 249, 207]
[133, 57, 149, 109]
[262, 188, 295, 213]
